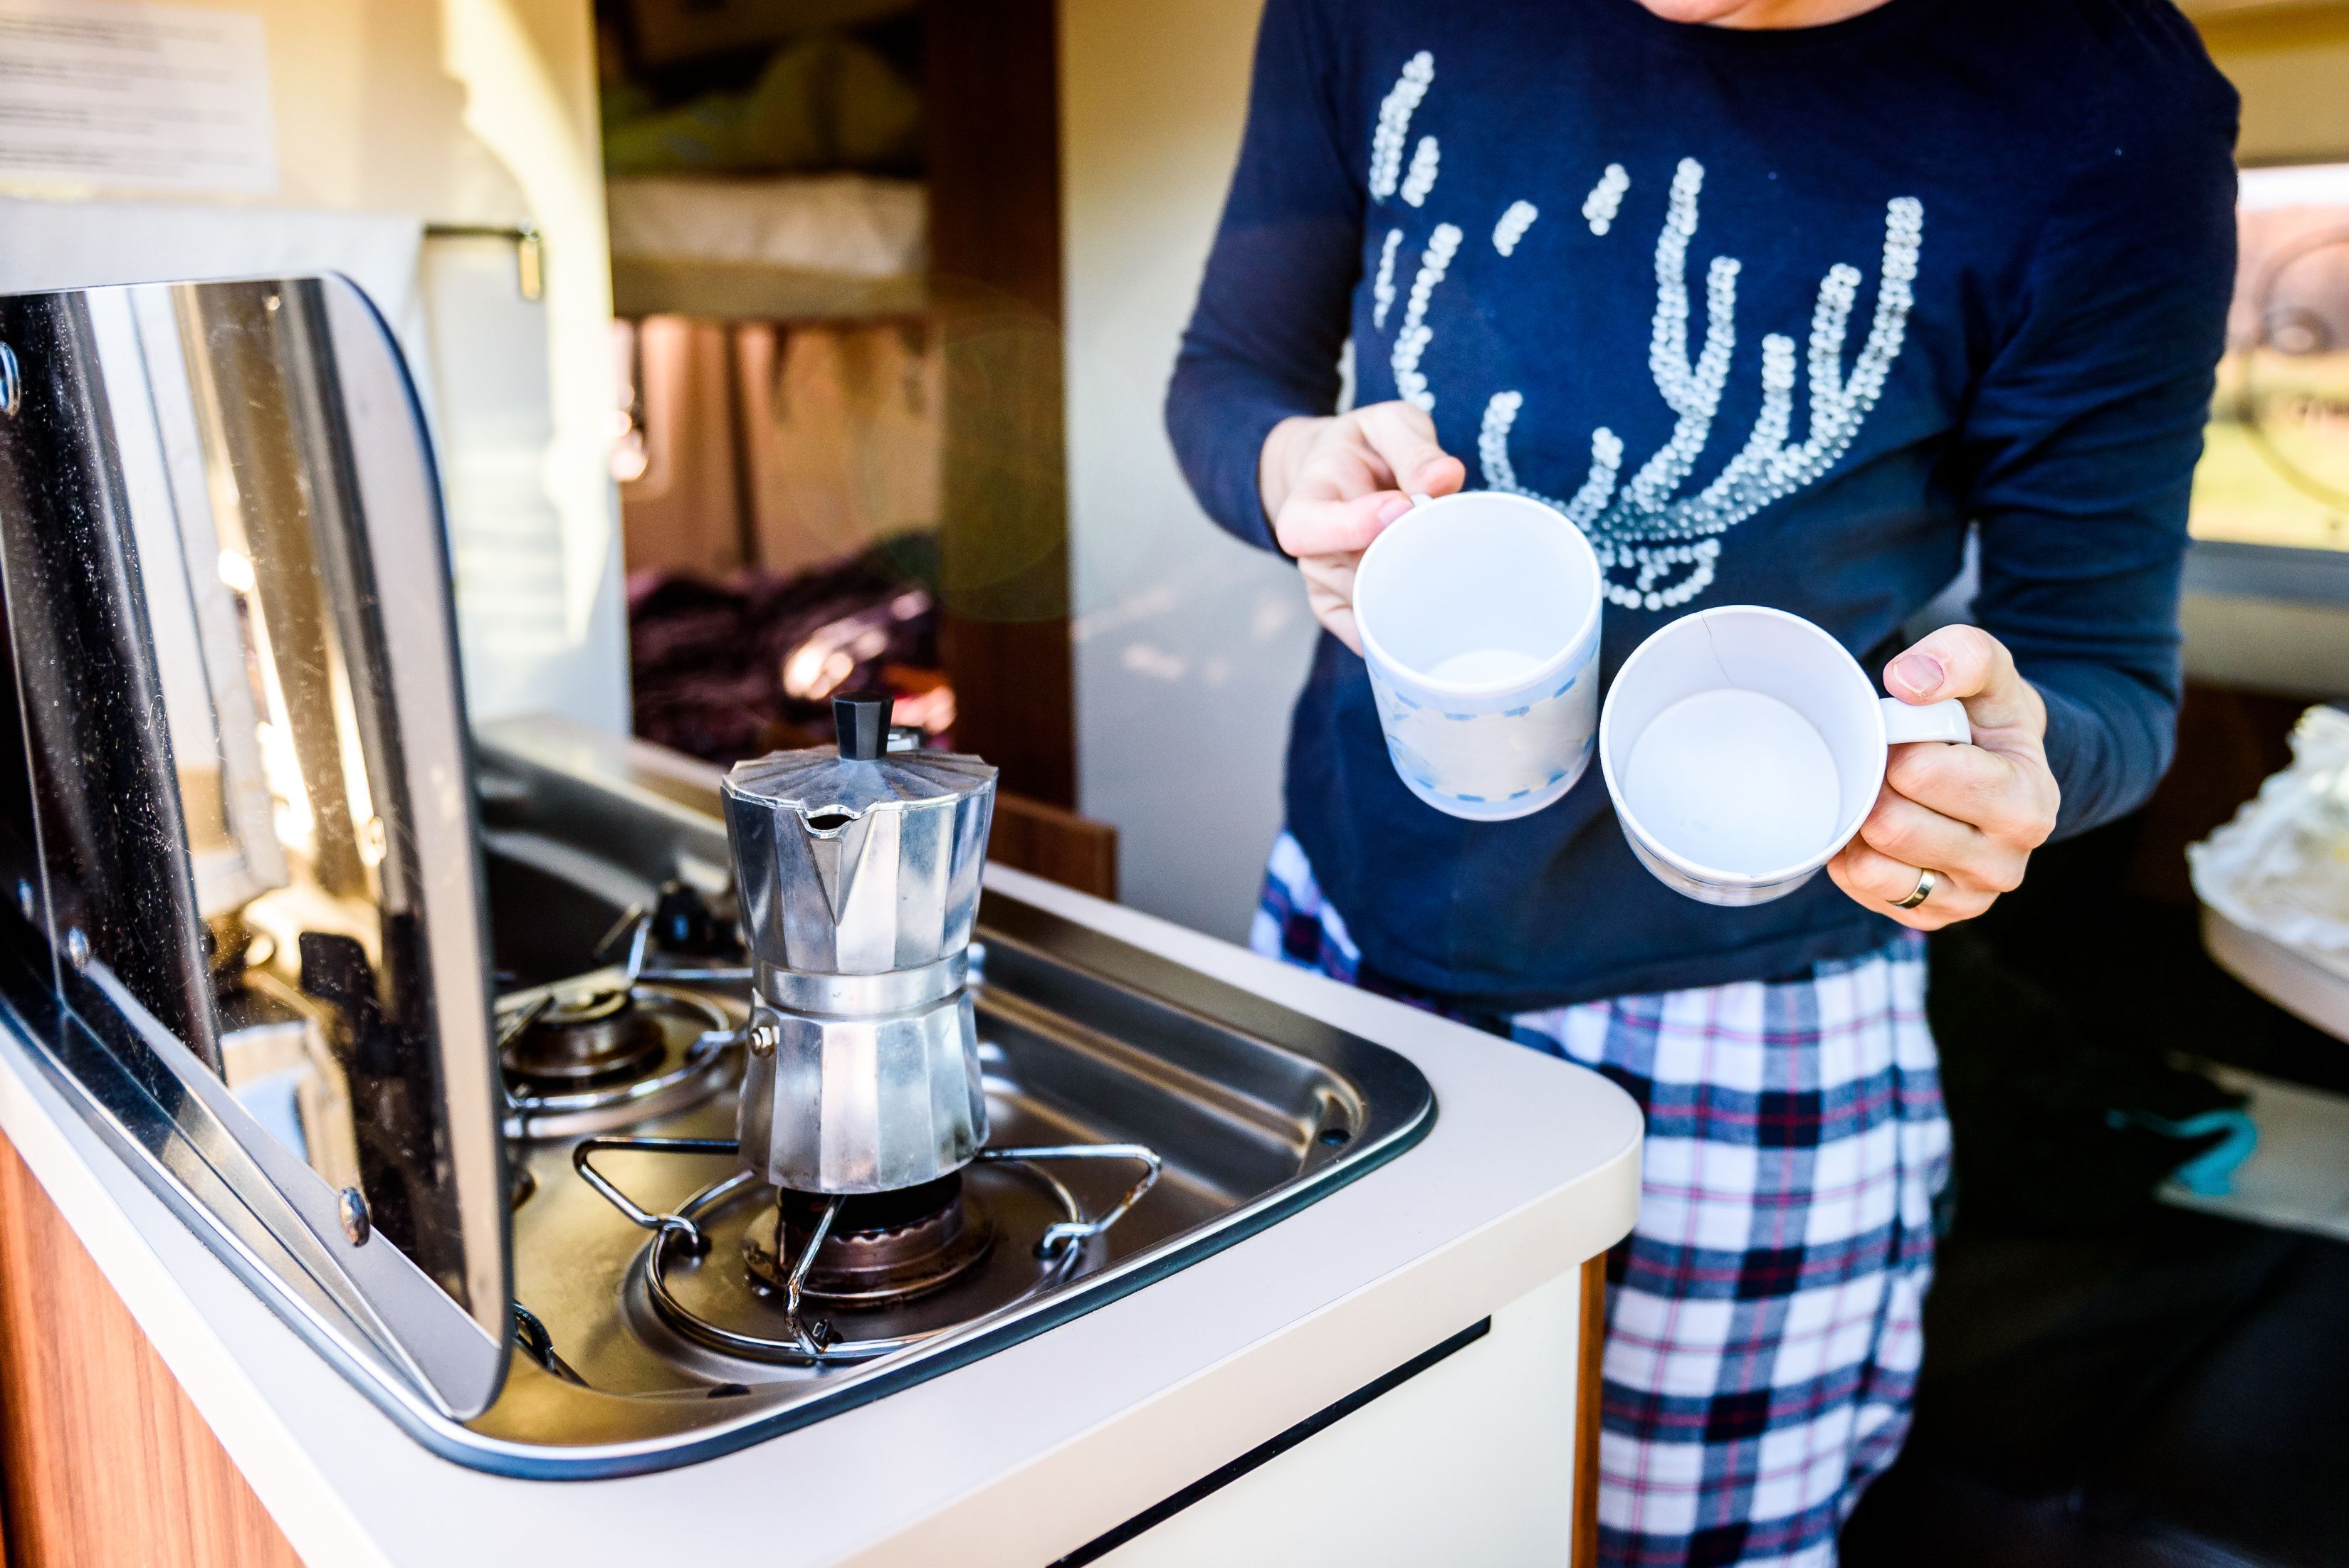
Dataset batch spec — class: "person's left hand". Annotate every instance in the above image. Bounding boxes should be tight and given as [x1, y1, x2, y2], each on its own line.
[1826, 625, 2061, 930]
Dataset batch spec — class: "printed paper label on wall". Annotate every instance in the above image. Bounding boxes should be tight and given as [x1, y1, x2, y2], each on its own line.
[0, 0, 275, 196]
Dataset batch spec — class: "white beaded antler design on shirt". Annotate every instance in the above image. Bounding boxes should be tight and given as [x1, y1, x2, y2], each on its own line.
[1367, 52, 1925, 612]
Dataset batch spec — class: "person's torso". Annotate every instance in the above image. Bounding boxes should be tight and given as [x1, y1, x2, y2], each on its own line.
[1283, 0, 2228, 1007]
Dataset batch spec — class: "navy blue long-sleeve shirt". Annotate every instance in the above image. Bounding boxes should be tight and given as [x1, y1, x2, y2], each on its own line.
[1166, 0, 2238, 1009]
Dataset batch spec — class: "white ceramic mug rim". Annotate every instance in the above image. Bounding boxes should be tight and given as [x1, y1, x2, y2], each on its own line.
[1599, 605, 1897, 888]
[1352, 491, 1604, 699]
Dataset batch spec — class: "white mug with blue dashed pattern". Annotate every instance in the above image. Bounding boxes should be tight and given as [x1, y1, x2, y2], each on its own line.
[1352, 490, 1603, 821]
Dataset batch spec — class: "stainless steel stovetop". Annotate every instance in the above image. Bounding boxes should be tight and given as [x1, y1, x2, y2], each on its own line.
[0, 275, 1433, 1485]
[453, 722, 1434, 1475]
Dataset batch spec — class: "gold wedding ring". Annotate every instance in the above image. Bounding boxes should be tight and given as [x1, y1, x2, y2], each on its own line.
[1892, 867, 1938, 910]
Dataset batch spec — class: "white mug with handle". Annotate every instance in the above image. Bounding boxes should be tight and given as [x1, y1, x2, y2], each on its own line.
[1598, 605, 1972, 905]
[1352, 490, 1604, 821]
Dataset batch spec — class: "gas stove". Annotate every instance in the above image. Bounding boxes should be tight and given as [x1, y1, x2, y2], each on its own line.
[493, 895, 1177, 1384]
[500, 974, 738, 1140]
[0, 274, 1436, 1483]
[399, 717, 1427, 1473]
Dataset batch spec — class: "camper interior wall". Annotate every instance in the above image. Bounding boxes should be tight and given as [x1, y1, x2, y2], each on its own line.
[2196, 4, 2349, 165]
[1061, 0, 1320, 942]
[0, 0, 627, 735]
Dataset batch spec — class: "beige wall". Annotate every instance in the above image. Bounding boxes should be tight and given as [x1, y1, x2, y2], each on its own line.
[0, 0, 511, 220]
[0, 0, 626, 732]
[2195, 5, 2349, 165]
[1061, 0, 1320, 940]
[436, 0, 629, 729]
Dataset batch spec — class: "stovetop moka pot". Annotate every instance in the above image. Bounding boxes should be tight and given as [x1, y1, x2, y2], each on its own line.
[721, 695, 997, 1194]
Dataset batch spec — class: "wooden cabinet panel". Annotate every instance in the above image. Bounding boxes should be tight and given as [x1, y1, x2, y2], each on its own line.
[1576, 1252, 1607, 1568]
[926, 0, 1078, 809]
[0, 1135, 302, 1568]
[989, 792, 1119, 901]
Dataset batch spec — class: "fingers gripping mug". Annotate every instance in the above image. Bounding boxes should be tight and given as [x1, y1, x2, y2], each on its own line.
[1352, 492, 1604, 821]
[1598, 605, 1972, 905]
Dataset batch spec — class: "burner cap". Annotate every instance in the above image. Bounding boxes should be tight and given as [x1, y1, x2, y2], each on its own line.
[504, 986, 667, 1088]
[746, 1174, 994, 1307]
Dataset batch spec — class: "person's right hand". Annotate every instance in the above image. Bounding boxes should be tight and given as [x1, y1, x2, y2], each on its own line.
[1259, 401, 1466, 653]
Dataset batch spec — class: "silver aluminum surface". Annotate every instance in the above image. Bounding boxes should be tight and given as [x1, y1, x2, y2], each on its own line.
[448, 892, 1433, 1477]
[755, 953, 966, 1016]
[721, 748, 996, 976]
[0, 278, 510, 1419]
[411, 720, 1438, 1478]
[723, 742, 997, 1195]
[0, 278, 1433, 1485]
[4, 711, 1436, 1477]
[735, 989, 988, 1191]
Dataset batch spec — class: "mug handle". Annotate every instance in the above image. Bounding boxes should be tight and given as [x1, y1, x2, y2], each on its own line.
[1879, 697, 1972, 746]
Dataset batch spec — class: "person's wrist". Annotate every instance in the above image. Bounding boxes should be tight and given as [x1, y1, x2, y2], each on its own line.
[1258, 414, 1328, 528]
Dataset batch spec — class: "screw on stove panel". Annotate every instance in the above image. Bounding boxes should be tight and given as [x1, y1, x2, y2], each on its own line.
[338, 1186, 372, 1246]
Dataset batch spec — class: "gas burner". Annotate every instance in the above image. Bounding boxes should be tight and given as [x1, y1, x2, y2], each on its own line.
[498, 982, 740, 1139]
[505, 986, 666, 1087]
[745, 1174, 994, 1307]
[574, 1137, 1162, 1366]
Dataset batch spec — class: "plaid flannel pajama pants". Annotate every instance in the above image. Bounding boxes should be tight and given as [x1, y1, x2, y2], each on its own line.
[1254, 833, 1950, 1568]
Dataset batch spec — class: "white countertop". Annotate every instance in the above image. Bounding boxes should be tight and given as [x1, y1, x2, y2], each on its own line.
[0, 865, 1641, 1568]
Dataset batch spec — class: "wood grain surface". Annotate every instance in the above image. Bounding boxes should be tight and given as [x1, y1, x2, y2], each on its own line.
[925, 0, 1078, 809]
[0, 1133, 303, 1568]
[1575, 1251, 1609, 1568]
[990, 791, 1119, 901]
